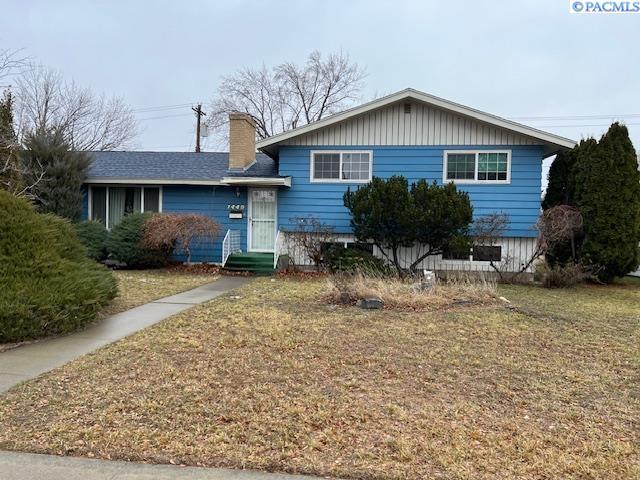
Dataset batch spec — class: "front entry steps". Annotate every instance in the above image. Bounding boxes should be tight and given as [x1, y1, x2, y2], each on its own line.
[223, 252, 275, 275]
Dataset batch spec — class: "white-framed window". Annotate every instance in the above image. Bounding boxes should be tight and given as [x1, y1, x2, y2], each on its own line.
[443, 150, 511, 184]
[310, 150, 372, 183]
[89, 185, 163, 230]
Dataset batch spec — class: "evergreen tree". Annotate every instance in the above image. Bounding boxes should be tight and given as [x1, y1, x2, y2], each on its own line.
[22, 129, 91, 222]
[0, 89, 22, 193]
[344, 176, 415, 273]
[344, 176, 473, 274]
[542, 149, 576, 209]
[573, 123, 640, 281]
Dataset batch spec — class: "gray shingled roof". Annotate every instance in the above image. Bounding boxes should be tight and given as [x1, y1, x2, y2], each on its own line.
[86, 151, 279, 182]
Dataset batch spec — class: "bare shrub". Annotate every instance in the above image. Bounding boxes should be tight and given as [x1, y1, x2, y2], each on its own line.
[473, 209, 585, 284]
[325, 273, 497, 311]
[288, 215, 335, 270]
[142, 213, 220, 265]
[539, 205, 583, 260]
[542, 262, 593, 288]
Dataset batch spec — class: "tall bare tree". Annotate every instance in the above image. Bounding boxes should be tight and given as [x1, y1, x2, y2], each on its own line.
[14, 64, 139, 151]
[0, 48, 27, 85]
[208, 51, 366, 144]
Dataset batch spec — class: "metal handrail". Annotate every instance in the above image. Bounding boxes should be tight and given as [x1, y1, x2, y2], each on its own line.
[222, 229, 241, 266]
[273, 230, 282, 269]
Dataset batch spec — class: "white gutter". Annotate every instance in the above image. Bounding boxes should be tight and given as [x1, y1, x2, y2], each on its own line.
[86, 176, 292, 187]
[86, 177, 224, 186]
[221, 176, 292, 187]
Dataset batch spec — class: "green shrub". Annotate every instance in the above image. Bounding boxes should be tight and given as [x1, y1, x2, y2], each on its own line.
[74, 220, 109, 261]
[325, 246, 390, 275]
[0, 191, 117, 342]
[106, 213, 171, 268]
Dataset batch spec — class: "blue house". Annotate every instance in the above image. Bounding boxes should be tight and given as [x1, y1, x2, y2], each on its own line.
[82, 88, 575, 273]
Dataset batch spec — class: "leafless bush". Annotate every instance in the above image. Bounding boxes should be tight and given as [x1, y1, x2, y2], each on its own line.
[142, 213, 220, 265]
[473, 209, 585, 284]
[542, 262, 593, 288]
[538, 205, 583, 260]
[473, 212, 509, 246]
[325, 272, 497, 311]
[288, 215, 335, 270]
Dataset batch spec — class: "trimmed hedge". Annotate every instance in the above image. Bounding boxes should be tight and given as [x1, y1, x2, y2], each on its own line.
[74, 220, 109, 261]
[0, 191, 117, 342]
[105, 213, 171, 268]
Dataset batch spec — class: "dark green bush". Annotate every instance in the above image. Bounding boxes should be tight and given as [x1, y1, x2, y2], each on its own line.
[105, 213, 171, 268]
[324, 245, 390, 275]
[74, 220, 109, 261]
[0, 191, 117, 342]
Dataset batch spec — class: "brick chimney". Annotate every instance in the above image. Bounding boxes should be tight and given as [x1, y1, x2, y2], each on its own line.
[228, 112, 256, 170]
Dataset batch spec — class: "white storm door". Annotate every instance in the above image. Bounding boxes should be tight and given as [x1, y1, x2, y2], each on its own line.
[249, 189, 277, 252]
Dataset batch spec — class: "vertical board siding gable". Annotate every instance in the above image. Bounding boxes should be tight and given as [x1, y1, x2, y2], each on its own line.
[289, 100, 542, 148]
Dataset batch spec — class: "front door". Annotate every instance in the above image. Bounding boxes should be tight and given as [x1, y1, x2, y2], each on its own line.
[249, 188, 277, 252]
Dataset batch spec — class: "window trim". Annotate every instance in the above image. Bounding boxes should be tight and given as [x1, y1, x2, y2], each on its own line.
[443, 150, 511, 185]
[88, 185, 163, 230]
[309, 150, 373, 183]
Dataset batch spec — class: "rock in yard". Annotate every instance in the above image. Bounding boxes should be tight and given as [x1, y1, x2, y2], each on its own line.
[357, 297, 383, 309]
[453, 298, 473, 306]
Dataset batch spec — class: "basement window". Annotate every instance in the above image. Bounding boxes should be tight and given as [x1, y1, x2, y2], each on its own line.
[311, 151, 372, 183]
[473, 245, 502, 262]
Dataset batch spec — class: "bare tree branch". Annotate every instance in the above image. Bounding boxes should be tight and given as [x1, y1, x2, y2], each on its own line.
[0, 48, 28, 85]
[207, 51, 366, 147]
[14, 64, 139, 151]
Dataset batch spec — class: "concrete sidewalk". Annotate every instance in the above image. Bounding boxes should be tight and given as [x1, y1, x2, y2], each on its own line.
[0, 451, 325, 480]
[0, 275, 250, 393]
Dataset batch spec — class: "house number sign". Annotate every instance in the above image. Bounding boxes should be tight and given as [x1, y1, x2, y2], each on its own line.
[227, 204, 245, 219]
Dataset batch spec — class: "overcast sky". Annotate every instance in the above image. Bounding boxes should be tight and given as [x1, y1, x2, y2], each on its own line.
[2, 0, 639, 175]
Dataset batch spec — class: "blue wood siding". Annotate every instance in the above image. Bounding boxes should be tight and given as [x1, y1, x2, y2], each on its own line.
[81, 185, 88, 220]
[277, 145, 543, 237]
[163, 185, 247, 263]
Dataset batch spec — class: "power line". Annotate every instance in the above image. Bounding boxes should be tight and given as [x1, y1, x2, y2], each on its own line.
[534, 121, 640, 128]
[508, 113, 640, 121]
[137, 113, 193, 122]
[131, 103, 194, 113]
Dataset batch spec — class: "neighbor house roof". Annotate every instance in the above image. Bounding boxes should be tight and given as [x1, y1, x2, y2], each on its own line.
[256, 88, 577, 157]
[86, 151, 285, 186]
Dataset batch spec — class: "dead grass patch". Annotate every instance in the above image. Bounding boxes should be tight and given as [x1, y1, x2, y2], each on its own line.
[0, 278, 638, 479]
[100, 268, 219, 316]
[325, 273, 498, 311]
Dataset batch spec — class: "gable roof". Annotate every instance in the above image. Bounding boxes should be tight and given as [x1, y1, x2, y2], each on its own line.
[256, 88, 576, 157]
[86, 151, 279, 185]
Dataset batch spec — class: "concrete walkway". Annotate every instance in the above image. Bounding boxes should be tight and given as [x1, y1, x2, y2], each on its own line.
[0, 451, 325, 480]
[0, 276, 250, 393]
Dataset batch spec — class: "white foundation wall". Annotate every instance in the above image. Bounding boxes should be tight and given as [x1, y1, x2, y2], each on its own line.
[278, 233, 539, 273]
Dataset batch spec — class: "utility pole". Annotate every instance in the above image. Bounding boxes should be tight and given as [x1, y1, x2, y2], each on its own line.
[192, 104, 206, 152]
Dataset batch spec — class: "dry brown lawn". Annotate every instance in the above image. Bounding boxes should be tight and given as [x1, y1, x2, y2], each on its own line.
[100, 267, 219, 316]
[0, 277, 638, 479]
